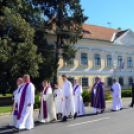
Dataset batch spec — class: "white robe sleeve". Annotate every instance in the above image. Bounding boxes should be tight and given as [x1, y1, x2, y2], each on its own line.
[65, 82, 72, 97]
[26, 83, 35, 104]
[75, 86, 82, 96]
[43, 88, 52, 101]
[117, 84, 121, 97]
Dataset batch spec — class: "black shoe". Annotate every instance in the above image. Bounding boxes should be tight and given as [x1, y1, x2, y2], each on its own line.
[7, 125, 14, 129]
[13, 127, 20, 133]
[111, 110, 116, 112]
[101, 109, 105, 113]
[74, 112, 77, 120]
[61, 116, 67, 122]
[57, 114, 59, 120]
[129, 105, 133, 108]
[120, 108, 123, 110]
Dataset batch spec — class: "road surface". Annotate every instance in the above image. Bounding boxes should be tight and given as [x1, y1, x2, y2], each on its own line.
[0, 101, 134, 134]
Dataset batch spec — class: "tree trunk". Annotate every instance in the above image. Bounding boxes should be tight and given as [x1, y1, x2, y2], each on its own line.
[53, 35, 61, 84]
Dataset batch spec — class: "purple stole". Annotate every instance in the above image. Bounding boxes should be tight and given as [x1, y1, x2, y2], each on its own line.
[73, 84, 80, 92]
[41, 85, 51, 119]
[17, 82, 31, 120]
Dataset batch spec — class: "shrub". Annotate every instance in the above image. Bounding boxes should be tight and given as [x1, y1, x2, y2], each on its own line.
[34, 93, 40, 109]
[105, 92, 111, 100]
[82, 90, 112, 103]
[121, 90, 132, 97]
[82, 90, 91, 103]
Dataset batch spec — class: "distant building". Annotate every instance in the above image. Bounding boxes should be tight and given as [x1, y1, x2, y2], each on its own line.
[46, 24, 134, 90]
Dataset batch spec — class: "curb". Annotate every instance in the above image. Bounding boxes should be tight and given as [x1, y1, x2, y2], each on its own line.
[0, 98, 131, 116]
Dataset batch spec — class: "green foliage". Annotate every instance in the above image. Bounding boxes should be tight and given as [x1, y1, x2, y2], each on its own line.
[82, 90, 91, 103]
[121, 90, 132, 97]
[34, 93, 40, 109]
[0, 0, 43, 94]
[105, 92, 111, 100]
[32, 0, 88, 83]
[82, 90, 112, 103]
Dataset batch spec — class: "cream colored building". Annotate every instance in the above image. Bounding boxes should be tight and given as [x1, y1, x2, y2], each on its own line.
[47, 24, 134, 90]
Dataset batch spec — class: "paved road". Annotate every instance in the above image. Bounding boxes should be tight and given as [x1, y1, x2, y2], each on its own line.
[0, 101, 134, 134]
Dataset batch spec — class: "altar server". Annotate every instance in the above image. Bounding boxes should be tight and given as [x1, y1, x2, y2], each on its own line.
[91, 76, 106, 114]
[9, 78, 23, 127]
[54, 83, 63, 119]
[14, 74, 35, 132]
[73, 79, 85, 116]
[61, 74, 77, 122]
[111, 79, 122, 111]
[38, 80, 57, 123]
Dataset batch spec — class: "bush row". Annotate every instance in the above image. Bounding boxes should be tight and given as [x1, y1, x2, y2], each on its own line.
[34, 90, 133, 108]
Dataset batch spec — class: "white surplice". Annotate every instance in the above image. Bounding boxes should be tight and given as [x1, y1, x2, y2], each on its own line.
[112, 83, 122, 111]
[38, 87, 57, 123]
[16, 83, 35, 130]
[73, 84, 85, 116]
[54, 88, 63, 114]
[62, 80, 75, 116]
[9, 87, 20, 126]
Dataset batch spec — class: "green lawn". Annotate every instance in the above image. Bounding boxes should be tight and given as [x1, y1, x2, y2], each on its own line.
[0, 94, 12, 97]
[0, 106, 13, 114]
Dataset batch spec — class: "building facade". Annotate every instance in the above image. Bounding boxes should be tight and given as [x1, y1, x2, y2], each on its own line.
[47, 24, 134, 90]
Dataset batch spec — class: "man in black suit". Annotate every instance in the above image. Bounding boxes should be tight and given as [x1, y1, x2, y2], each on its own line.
[130, 79, 134, 108]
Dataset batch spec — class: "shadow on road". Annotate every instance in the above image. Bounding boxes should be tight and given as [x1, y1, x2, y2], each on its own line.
[0, 107, 130, 134]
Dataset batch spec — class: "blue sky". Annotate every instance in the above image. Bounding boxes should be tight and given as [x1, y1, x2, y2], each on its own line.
[80, 0, 134, 31]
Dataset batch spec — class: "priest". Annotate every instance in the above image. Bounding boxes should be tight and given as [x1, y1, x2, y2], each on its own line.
[14, 74, 35, 132]
[38, 80, 57, 123]
[54, 83, 63, 120]
[91, 76, 106, 114]
[111, 79, 122, 111]
[73, 79, 85, 116]
[61, 74, 77, 122]
[9, 78, 23, 127]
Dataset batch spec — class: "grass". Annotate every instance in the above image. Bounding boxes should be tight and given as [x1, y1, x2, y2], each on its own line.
[0, 94, 12, 97]
[0, 106, 13, 114]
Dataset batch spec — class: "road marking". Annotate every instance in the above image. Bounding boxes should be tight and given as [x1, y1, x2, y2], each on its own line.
[67, 117, 110, 127]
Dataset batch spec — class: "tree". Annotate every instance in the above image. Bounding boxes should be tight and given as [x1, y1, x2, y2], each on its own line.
[0, 1, 43, 94]
[32, 0, 88, 83]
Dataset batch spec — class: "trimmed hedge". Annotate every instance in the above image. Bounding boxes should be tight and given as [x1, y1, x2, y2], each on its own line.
[34, 93, 40, 109]
[82, 90, 112, 103]
[121, 90, 132, 97]
[34, 90, 133, 108]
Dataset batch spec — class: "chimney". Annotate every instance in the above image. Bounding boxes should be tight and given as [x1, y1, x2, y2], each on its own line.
[118, 27, 121, 30]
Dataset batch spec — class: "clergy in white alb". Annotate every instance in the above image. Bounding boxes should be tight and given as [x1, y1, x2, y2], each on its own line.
[38, 80, 57, 123]
[61, 74, 77, 122]
[54, 83, 63, 119]
[111, 79, 122, 111]
[14, 75, 35, 132]
[9, 78, 23, 127]
[73, 79, 85, 116]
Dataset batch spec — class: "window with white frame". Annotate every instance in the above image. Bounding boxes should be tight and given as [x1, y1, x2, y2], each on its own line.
[67, 58, 74, 65]
[119, 77, 124, 86]
[118, 56, 123, 67]
[81, 52, 88, 65]
[127, 57, 133, 68]
[68, 77, 74, 87]
[82, 77, 89, 87]
[107, 54, 112, 66]
[107, 77, 113, 86]
[128, 77, 133, 85]
[94, 53, 101, 66]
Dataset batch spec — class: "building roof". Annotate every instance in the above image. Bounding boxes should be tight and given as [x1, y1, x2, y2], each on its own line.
[82, 24, 126, 42]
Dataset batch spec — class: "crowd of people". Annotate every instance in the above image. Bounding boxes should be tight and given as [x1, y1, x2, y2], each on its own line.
[8, 74, 134, 133]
